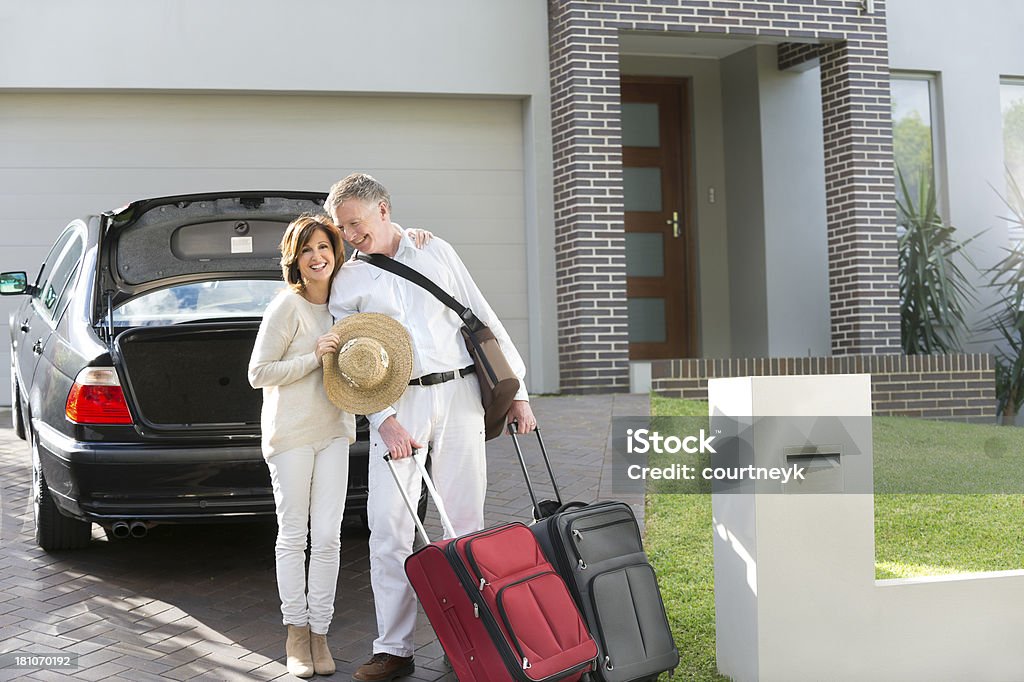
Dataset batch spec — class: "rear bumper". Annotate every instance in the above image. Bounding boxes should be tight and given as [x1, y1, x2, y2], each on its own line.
[33, 421, 368, 523]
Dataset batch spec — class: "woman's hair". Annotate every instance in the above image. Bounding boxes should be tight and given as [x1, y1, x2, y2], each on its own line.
[279, 213, 343, 293]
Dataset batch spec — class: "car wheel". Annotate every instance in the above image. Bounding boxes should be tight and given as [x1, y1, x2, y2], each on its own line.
[10, 366, 25, 441]
[31, 430, 91, 551]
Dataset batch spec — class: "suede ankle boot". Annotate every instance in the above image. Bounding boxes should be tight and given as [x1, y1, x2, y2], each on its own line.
[310, 632, 336, 675]
[285, 624, 315, 678]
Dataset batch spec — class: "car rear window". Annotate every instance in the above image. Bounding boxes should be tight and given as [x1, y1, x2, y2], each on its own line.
[113, 280, 286, 326]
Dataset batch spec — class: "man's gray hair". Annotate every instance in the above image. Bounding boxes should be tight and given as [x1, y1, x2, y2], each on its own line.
[324, 172, 392, 213]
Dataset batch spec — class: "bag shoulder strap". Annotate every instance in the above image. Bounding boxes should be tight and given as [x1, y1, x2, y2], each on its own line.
[356, 252, 484, 330]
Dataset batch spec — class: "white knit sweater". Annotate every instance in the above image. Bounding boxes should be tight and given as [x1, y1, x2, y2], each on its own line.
[248, 289, 356, 459]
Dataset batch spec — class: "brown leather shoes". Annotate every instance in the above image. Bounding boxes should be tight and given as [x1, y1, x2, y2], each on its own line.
[352, 653, 415, 681]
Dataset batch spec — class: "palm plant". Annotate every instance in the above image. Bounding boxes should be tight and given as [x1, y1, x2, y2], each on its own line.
[897, 166, 977, 354]
[984, 172, 1024, 422]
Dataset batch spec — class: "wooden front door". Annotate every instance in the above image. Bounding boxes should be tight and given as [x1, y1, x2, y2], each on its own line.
[621, 77, 695, 360]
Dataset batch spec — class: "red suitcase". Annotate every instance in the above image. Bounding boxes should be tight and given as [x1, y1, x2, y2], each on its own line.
[386, 454, 598, 682]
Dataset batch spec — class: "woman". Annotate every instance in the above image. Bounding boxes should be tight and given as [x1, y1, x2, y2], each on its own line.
[248, 214, 429, 677]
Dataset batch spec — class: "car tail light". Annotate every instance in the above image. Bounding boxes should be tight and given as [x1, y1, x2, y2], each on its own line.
[66, 367, 133, 425]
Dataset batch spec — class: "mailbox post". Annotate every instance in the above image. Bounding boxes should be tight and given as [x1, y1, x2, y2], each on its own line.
[708, 374, 874, 682]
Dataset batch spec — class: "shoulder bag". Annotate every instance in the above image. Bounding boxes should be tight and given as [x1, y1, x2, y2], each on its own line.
[356, 253, 521, 440]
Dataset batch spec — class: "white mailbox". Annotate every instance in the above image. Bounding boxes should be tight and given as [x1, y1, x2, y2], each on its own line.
[709, 374, 875, 682]
[708, 373, 1024, 682]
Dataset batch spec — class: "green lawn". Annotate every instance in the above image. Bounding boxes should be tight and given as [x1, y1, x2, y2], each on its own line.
[646, 396, 1024, 680]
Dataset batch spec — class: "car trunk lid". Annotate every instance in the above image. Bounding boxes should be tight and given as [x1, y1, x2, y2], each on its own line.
[97, 191, 327, 325]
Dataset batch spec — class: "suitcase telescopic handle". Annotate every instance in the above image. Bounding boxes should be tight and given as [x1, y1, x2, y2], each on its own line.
[507, 421, 563, 520]
[383, 452, 457, 545]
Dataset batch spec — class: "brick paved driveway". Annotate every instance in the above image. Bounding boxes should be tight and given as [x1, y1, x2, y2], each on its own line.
[0, 395, 647, 681]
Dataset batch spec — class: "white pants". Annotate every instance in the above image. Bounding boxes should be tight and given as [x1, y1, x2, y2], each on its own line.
[368, 375, 486, 657]
[267, 436, 350, 635]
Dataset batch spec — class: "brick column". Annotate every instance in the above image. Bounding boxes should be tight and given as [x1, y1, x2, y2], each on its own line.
[820, 35, 901, 354]
[549, 2, 630, 393]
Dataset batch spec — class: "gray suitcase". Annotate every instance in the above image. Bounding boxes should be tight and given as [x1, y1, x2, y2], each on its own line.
[508, 426, 679, 682]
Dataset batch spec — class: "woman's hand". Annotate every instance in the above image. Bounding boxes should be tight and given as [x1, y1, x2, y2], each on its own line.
[407, 228, 434, 249]
[314, 332, 340, 363]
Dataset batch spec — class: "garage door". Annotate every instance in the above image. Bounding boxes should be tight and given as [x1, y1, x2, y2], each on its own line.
[0, 92, 528, 405]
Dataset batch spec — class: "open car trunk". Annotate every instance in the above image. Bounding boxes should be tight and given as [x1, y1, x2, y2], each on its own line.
[95, 192, 329, 438]
[96, 192, 326, 320]
[114, 322, 262, 436]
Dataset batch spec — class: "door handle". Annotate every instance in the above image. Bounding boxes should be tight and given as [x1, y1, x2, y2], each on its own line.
[20, 323, 30, 333]
[32, 340, 43, 355]
[666, 211, 680, 238]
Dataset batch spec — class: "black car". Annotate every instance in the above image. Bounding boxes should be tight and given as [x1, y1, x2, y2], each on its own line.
[3, 191, 372, 551]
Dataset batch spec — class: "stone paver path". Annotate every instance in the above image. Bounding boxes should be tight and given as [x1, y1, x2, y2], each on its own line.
[0, 394, 648, 681]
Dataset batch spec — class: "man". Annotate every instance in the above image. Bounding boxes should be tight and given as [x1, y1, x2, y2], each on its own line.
[325, 173, 536, 682]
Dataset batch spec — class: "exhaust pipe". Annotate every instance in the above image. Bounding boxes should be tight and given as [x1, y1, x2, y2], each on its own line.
[110, 521, 130, 539]
[129, 521, 149, 538]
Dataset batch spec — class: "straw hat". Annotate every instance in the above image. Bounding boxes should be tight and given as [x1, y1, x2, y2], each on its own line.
[322, 313, 414, 414]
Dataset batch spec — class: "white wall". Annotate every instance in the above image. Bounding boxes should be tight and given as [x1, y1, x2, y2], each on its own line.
[719, 46, 831, 358]
[756, 46, 831, 357]
[712, 374, 1024, 681]
[0, 0, 560, 396]
[888, 0, 1024, 350]
[0, 1, 546, 95]
[722, 48, 770, 357]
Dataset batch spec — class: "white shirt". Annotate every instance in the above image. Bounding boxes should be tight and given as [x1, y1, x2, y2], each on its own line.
[329, 227, 529, 430]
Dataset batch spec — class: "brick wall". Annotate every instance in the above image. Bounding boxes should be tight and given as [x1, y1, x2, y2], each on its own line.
[549, 1, 631, 394]
[777, 43, 821, 71]
[548, 0, 901, 393]
[651, 354, 996, 422]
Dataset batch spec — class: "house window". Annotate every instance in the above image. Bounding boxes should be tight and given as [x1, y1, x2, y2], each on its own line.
[891, 74, 939, 208]
[1001, 79, 1024, 214]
